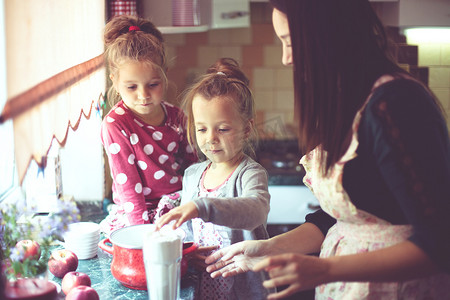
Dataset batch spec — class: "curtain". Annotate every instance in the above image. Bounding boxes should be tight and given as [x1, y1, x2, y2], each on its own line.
[0, 0, 106, 183]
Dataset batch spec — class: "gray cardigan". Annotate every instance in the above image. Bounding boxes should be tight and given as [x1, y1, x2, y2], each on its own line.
[181, 155, 272, 299]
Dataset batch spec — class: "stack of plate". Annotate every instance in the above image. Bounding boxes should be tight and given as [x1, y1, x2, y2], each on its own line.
[63, 222, 100, 260]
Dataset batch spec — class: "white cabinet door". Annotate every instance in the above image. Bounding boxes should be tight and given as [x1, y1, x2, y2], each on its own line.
[399, 0, 450, 27]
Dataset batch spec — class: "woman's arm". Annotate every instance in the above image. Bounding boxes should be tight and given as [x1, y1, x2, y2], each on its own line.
[265, 222, 325, 255]
[325, 240, 438, 282]
[253, 240, 439, 299]
[205, 222, 324, 277]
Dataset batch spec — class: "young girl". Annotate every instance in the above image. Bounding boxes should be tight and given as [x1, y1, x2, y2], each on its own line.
[206, 1, 450, 299]
[156, 58, 272, 299]
[100, 15, 197, 234]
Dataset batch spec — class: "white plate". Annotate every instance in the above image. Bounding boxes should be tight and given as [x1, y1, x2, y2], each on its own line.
[48, 280, 61, 294]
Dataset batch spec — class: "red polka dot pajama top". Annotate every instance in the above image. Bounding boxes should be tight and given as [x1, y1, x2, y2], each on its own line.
[101, 100, 197, 225]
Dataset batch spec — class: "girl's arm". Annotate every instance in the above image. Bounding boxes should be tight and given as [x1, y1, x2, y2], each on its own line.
[156, 161, 271, 231]
[101, 119, 149, 225]
[194, 162, 270, 231]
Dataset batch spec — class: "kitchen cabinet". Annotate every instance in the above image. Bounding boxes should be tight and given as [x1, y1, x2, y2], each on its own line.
[249, 0, 399, 2]
[372, 0, 450, 27]
[142, 0, 249, 34]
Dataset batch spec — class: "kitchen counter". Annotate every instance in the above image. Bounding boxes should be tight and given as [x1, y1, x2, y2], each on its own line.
[48, 202, 199, 299]
[48, 244, 199, 300]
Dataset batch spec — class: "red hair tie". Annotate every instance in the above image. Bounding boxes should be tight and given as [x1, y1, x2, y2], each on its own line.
[129, 26, 140, 32]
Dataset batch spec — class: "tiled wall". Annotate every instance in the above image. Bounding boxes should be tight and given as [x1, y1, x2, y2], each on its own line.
[163, 3, 297, 139]
[163, 3, 450, 139]
[409, 39, 450, 131]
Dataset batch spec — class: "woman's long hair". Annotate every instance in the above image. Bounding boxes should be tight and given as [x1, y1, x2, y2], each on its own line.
[270, 0, 406, 175]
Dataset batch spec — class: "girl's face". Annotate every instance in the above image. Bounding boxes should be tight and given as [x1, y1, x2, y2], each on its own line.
[272, 8, 293, 66]
[192, 95, 249, 168]
[112, 60, 164, 121]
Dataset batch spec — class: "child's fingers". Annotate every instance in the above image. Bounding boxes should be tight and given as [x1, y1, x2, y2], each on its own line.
[155, 212, 176, 230]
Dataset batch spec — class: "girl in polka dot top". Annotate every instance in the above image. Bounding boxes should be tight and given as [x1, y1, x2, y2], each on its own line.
[99, 15, 197, 234]
[156, 58, 273, 299]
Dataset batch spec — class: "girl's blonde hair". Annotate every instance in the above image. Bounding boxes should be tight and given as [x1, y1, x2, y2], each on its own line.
[103, 15, 168, 106]
[181, 58, 258, 158]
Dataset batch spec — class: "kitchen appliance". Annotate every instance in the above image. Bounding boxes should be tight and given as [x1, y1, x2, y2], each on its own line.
[98, 224, 198, 290]
[255, 139, 320, 237]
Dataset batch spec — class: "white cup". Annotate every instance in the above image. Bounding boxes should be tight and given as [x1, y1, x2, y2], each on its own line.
[143, 229, 182, 300]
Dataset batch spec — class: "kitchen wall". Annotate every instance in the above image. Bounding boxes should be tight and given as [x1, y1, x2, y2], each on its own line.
[163, 3, 297, 140]
[406, 33, 450, 131]
[162, 3, 450, 137]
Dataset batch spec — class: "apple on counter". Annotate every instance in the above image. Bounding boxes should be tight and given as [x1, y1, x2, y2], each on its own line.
[48, 249, 78, 278]
[62, 271, 92, 295]
[66, 286, 99, 300]
[15, 240, 41, 261]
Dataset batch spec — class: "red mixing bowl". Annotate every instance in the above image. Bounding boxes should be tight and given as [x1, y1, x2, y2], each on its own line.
[98, 224, 197, 290]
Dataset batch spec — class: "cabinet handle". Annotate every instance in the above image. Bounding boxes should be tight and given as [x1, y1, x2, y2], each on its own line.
[221, 11, 249, 20]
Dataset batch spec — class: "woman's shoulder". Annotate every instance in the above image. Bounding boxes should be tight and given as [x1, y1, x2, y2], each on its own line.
[359, 76, 447, 147]
[363, 76, 445, 127]
[367, 77, 435, 111]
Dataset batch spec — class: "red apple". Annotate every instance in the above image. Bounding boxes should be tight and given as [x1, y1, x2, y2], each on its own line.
[62, 271, 91, 295]
[15, 240, 41, 261]
[48, 249, 78, 278]
[66, 286, 99, 300]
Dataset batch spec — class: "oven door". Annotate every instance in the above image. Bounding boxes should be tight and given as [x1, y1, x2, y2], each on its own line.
[266, 185, 320, 237]
[267, 185, 319, 224]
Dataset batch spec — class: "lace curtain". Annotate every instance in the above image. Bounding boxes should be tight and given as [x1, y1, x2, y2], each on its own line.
[0, 0, 106, 183]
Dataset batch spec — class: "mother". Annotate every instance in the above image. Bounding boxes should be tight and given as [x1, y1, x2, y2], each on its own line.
[205, 0, 450, 299]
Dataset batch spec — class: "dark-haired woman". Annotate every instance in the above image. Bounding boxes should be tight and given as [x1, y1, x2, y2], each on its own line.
[205, 1, 450, 299]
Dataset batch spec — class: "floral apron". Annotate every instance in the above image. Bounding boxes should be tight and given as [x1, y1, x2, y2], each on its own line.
[300, 75, 450, 299]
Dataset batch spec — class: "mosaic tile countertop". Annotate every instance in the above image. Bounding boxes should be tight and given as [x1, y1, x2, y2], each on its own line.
[48, 202, 198, 299]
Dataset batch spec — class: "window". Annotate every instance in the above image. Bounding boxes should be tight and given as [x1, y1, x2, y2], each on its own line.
[1, 0, 106, 205]
[0, 0, 18, 201]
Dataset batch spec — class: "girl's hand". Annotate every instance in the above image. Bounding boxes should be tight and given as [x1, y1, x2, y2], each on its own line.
[253, 253, 329, 300]
[155, 202, 198, 230]
[205, 240, 267, 278]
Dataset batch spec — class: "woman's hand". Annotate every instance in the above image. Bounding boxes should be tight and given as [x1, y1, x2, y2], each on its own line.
[186, 245, 219, 272]
[155, 202, 198, 230]
[253, 253, 329, 300]
[205, 240, 268, 278]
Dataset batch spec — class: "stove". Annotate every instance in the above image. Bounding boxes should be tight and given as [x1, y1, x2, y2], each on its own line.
[255, 139, 320, 236]
[256, 139, 306, 185]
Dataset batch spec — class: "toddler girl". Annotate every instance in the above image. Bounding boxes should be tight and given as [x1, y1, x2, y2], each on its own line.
[156, 58, 272, 299]
[100, 15, 197, 234]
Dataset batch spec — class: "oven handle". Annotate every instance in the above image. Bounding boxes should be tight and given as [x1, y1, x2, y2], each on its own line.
[307, 203, 321, 210]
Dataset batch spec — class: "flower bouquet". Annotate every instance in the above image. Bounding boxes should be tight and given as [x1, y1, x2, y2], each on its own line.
[0, 196, 80, 281]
